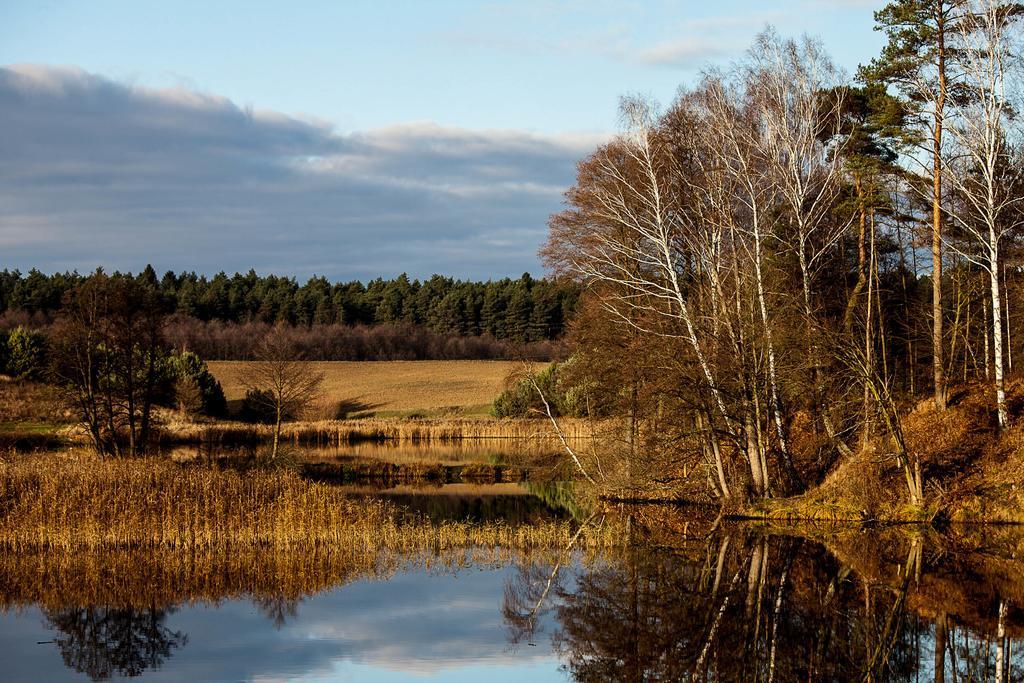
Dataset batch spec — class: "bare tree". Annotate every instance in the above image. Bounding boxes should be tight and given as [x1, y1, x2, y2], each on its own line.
[51, 273, 169, 457]
[746, 31, 852, 461]
[241, 325, 324, 461]
[544, 41, 848, 499]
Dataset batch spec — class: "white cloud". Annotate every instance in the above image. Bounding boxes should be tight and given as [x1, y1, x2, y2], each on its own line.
[635, 38, 735, 67]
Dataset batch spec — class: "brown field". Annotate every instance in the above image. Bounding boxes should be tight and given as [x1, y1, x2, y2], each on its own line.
[208, 360, 543, 418]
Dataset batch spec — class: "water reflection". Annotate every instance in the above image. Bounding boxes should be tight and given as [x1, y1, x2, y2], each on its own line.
[4, 521, 1024, 681]
[44, 607, 186, 681]
[506, 522, 1024, 682]
[341, 482, 575, 523]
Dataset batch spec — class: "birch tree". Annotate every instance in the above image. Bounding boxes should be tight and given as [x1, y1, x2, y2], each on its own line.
[943, 0, 1024, 428]
[749, 32, 852, 456]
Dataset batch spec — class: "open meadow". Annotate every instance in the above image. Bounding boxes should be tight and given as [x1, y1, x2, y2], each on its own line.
[207, 359, 544, 418]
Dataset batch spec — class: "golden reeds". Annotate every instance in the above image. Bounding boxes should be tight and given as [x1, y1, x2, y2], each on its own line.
[161, 416, 597, 445]
[0, 451, 620, 551]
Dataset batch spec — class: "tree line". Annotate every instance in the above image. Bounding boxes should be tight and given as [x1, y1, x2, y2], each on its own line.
[0, 268, 579, 344]
[546, 0, 1024, 506]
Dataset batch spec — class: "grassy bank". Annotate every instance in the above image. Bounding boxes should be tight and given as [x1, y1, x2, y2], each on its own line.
[0, 451, 618, 551]
[590, 379, 1024, 524]
[208, 359, 543, 418]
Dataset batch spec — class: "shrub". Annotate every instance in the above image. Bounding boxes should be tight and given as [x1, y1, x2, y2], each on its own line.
[7, 326, 46, 380]
[239, 388, 290, 424]
[169, 351, 227, 417]
[491, 362, 587, 418]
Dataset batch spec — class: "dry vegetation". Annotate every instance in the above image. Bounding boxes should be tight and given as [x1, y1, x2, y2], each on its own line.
[208, 360, 544, 418]
[0, 380, 69, 450]
[738, 378, 1024, 523]
[0, 379, 67, 426]
[0, 450, 620, 551]
[163, 415, 593, 445]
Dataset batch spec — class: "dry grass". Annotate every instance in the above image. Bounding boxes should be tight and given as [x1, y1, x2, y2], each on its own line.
[0, 450, 620, 551]
[0, 380, 70, 450]
[162, 415, 594, 444]
[208, 360, 544, 418]
[0, 379, 68, 426]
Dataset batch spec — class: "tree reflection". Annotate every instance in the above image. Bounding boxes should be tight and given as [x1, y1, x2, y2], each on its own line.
[507, 530, 1024, 682]
[43, 606, 187, 681]
[254, 594, 301, 629]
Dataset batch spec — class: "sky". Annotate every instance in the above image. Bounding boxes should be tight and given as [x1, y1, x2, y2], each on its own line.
[0, 0, 888, 281]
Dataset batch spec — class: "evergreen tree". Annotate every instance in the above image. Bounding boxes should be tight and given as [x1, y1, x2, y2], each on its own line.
[862, 0, 971, 410]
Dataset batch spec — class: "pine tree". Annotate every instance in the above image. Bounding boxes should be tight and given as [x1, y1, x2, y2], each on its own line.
[862, 0, 970, 409]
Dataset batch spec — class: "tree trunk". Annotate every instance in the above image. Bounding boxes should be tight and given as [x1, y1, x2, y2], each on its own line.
[991, 239, 1008, 428]
[745, 411, 766, 497]
[985, 293, 992, 380]
[863, 207, 876, 447]
[1005, 262, 1013, 372]
[272, 402, 282, 461]
[843, 175, 868, 335]
[933, 11, 948, 411]
[752, 217, 797, 492]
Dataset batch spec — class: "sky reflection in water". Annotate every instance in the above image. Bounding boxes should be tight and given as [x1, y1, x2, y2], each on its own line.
[5, 516, 1024, 681]
[0, 562, 565, 682]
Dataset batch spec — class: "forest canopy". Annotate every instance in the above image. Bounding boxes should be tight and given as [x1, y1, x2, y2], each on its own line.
[0, 268, 579, 360]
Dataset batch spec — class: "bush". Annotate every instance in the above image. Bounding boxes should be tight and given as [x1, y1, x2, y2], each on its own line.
[239, 388, 293, 424]
[168, 351, 227, 417]
[7, 326, 46, 380]
[491, 362, 587, 418]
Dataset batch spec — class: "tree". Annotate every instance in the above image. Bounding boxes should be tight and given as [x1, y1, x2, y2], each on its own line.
[864, 0, 972, 411]
[240, 325, 324, 461]
[942, 0, 1024, 428]
[6, 325, 46, 380]
[169, 350, 227, 418]
[50, 273, 171, 457]
[827, 83, 907, 444]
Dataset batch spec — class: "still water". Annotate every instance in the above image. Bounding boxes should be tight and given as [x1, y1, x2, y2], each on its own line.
[3, 484, 1024, 681]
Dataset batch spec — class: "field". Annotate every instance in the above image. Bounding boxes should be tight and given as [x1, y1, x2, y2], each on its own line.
[207, 360, 544, 418]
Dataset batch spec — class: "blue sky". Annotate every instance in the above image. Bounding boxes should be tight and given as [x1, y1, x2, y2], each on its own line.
[0, 0, 887, 280]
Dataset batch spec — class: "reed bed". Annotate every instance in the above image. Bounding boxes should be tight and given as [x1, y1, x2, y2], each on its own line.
[163, 416, 597, 445]
[0, 451, 621, 552]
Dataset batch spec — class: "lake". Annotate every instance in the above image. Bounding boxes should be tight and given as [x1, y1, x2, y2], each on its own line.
[2, 479, 1024, 681]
